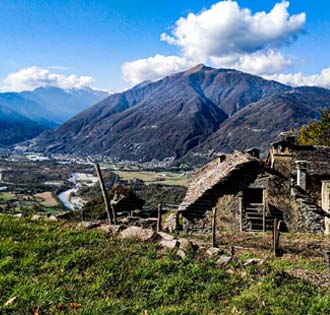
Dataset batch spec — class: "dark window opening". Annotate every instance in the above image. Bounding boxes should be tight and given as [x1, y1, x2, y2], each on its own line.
[244, 188, 263, 204]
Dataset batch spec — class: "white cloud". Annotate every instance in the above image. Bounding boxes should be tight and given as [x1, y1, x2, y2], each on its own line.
[161, 1, 305, 60]
[122, 54, 193, 85]
[122, 1, 306, 84]
[264, 67, 330, 88]
[1, 66, 94, 92]
[210, 50, 292, 74]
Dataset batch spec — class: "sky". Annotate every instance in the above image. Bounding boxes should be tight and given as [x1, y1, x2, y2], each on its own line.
[1, 0, 330, 92]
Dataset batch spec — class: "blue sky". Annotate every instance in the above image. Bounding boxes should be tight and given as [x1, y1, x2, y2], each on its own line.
[1, 0, 330, 91]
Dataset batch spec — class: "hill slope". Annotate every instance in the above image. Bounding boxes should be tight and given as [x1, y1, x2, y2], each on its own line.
[1, 215, 330, 314]
[195, 87, 330, 155]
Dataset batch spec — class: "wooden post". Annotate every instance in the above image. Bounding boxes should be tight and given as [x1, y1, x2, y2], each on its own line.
[272, 219, 281, 257]
[325, 250, 330, 269]
[262, 207, 266, 232]
[175, 211, 180, 231]
[230, 246, 235, 257]
[157, 203, 162, 232]
[238, 194, 243, 232]
[95, 163, 113, 224]
[110, 203, 117, 224]
[262, 190, 266, 232]
[272, 218, 277, 256]
[212, 207, 217, 247]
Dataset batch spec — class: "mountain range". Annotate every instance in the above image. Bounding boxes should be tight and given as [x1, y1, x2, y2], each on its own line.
[29, 65, 330, 164]
[0, 87, 109, 145]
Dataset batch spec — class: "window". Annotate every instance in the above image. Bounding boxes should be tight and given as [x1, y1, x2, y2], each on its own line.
[244, 188, 263, 204]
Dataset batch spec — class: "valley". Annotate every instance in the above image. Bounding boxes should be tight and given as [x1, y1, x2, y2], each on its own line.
[0, 153, 190, 217]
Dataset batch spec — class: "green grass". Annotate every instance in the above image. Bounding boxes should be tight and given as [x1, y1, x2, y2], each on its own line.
[0, 192, 15, 201]
[113, 170, 190, 187]
[1, 215, 330, 314]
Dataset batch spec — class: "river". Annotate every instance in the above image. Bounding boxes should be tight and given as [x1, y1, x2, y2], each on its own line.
[57, 172, 98, 210]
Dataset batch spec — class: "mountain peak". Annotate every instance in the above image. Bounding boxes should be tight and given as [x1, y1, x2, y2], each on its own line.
[184, 64, 212, 74]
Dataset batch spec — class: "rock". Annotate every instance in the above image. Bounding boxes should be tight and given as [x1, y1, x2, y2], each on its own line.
[45, 215, 58, 222]
[77, 221, 92, 229]
[76, 221, 102, 230]
[4, 296, 19, 306]
[120, 217, 130, 224]
[180, 238, 199, 251]
[119, 226, 156, 241]
[159, 239, 180, 250]
[14, 213, 23, 218]
[176, 249, 186, 259]
[206, 247, 223, 257]
[216, 255, 232, 268]
[243, 258, 265, 266]
[157, 232, 175, 241]
[31, 214, 42, 221]
[163, 213, 177, 232]
[98, 224, 123, 236]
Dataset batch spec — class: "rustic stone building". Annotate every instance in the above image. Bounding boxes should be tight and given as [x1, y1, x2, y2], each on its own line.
[179, 133, 330, 234]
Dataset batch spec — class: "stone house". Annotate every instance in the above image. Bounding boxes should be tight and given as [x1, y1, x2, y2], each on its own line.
[178, 134, 330, 234]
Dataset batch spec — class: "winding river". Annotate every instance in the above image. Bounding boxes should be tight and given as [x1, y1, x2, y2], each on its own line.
[57, 172, 98, 210]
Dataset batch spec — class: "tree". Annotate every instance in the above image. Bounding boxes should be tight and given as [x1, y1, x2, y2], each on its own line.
[299, 108, 330, 146]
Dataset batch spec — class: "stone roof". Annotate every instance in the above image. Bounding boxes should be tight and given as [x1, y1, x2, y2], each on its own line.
[179, 151, 261, 215]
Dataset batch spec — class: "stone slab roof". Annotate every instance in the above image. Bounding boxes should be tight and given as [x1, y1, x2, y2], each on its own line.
[179, 151, 260, 213]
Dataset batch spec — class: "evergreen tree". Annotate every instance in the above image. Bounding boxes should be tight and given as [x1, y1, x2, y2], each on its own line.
[299, 108, 330, 146]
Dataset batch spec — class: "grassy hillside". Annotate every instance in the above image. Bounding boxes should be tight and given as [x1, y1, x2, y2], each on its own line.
[1, 215, 330, 314]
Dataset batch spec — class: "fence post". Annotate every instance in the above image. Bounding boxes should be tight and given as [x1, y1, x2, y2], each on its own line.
[95, 163, 113, 224]
[157, 203, 162, 232]
[238, 194, 243, 232]
[273, 219, 282, 257]
[212, 207, 217, 247]
[325, 250, 330, 269]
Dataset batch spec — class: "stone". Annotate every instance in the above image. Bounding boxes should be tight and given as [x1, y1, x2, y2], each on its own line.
[216, 255, 232, 268]
[98, 224, 123, 236]
[243, 258, 265, 266]
[31, 214, 42, 221]
[206, 247, 223, 257]
[176, 249, 186, 259]
[178, 238, 193, 251]
[178, 238, 198, 252]
[76, 221, 102, 230]
[157, 232, 175, 241]
[119, 226, 156, 241]
[159, 239, 180, 250]
[163, 213, 177, 232]
[45, 215, 58, 222]
[14, 213, 23, 218]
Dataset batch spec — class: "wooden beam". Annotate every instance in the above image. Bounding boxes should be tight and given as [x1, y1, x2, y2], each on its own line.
[212, 207, 217, 247]
[262, 190, 266, 232]
[95, 163, 113, 224]
[272, 219, 282, 257]
[238, 195, 243, 232]
[157, 203, 162, 232]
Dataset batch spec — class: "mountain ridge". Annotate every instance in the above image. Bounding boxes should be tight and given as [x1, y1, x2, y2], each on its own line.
[0, 86, 109, 146]
[30, 65, 330, 164]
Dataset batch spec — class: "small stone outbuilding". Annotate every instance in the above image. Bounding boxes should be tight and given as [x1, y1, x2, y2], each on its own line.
[179, 133, 330, 234]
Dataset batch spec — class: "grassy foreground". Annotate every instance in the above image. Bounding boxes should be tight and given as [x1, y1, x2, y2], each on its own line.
[1, 215, 330, 314]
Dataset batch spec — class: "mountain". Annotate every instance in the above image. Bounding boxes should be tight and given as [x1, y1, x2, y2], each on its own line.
[0, 87, 109, 146]
[193, 87, 330, 156]
[33, 64, 315, 162]
[32, 64, 330, 162]
[0, 104, 47, 146]
[21, 87, 109, 124]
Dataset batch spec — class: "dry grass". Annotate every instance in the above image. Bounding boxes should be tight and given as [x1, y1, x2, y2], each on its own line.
[34, 192, 58, 207]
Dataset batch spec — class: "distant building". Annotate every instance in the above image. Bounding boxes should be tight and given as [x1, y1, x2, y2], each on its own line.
[178, 133, 330, 234]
